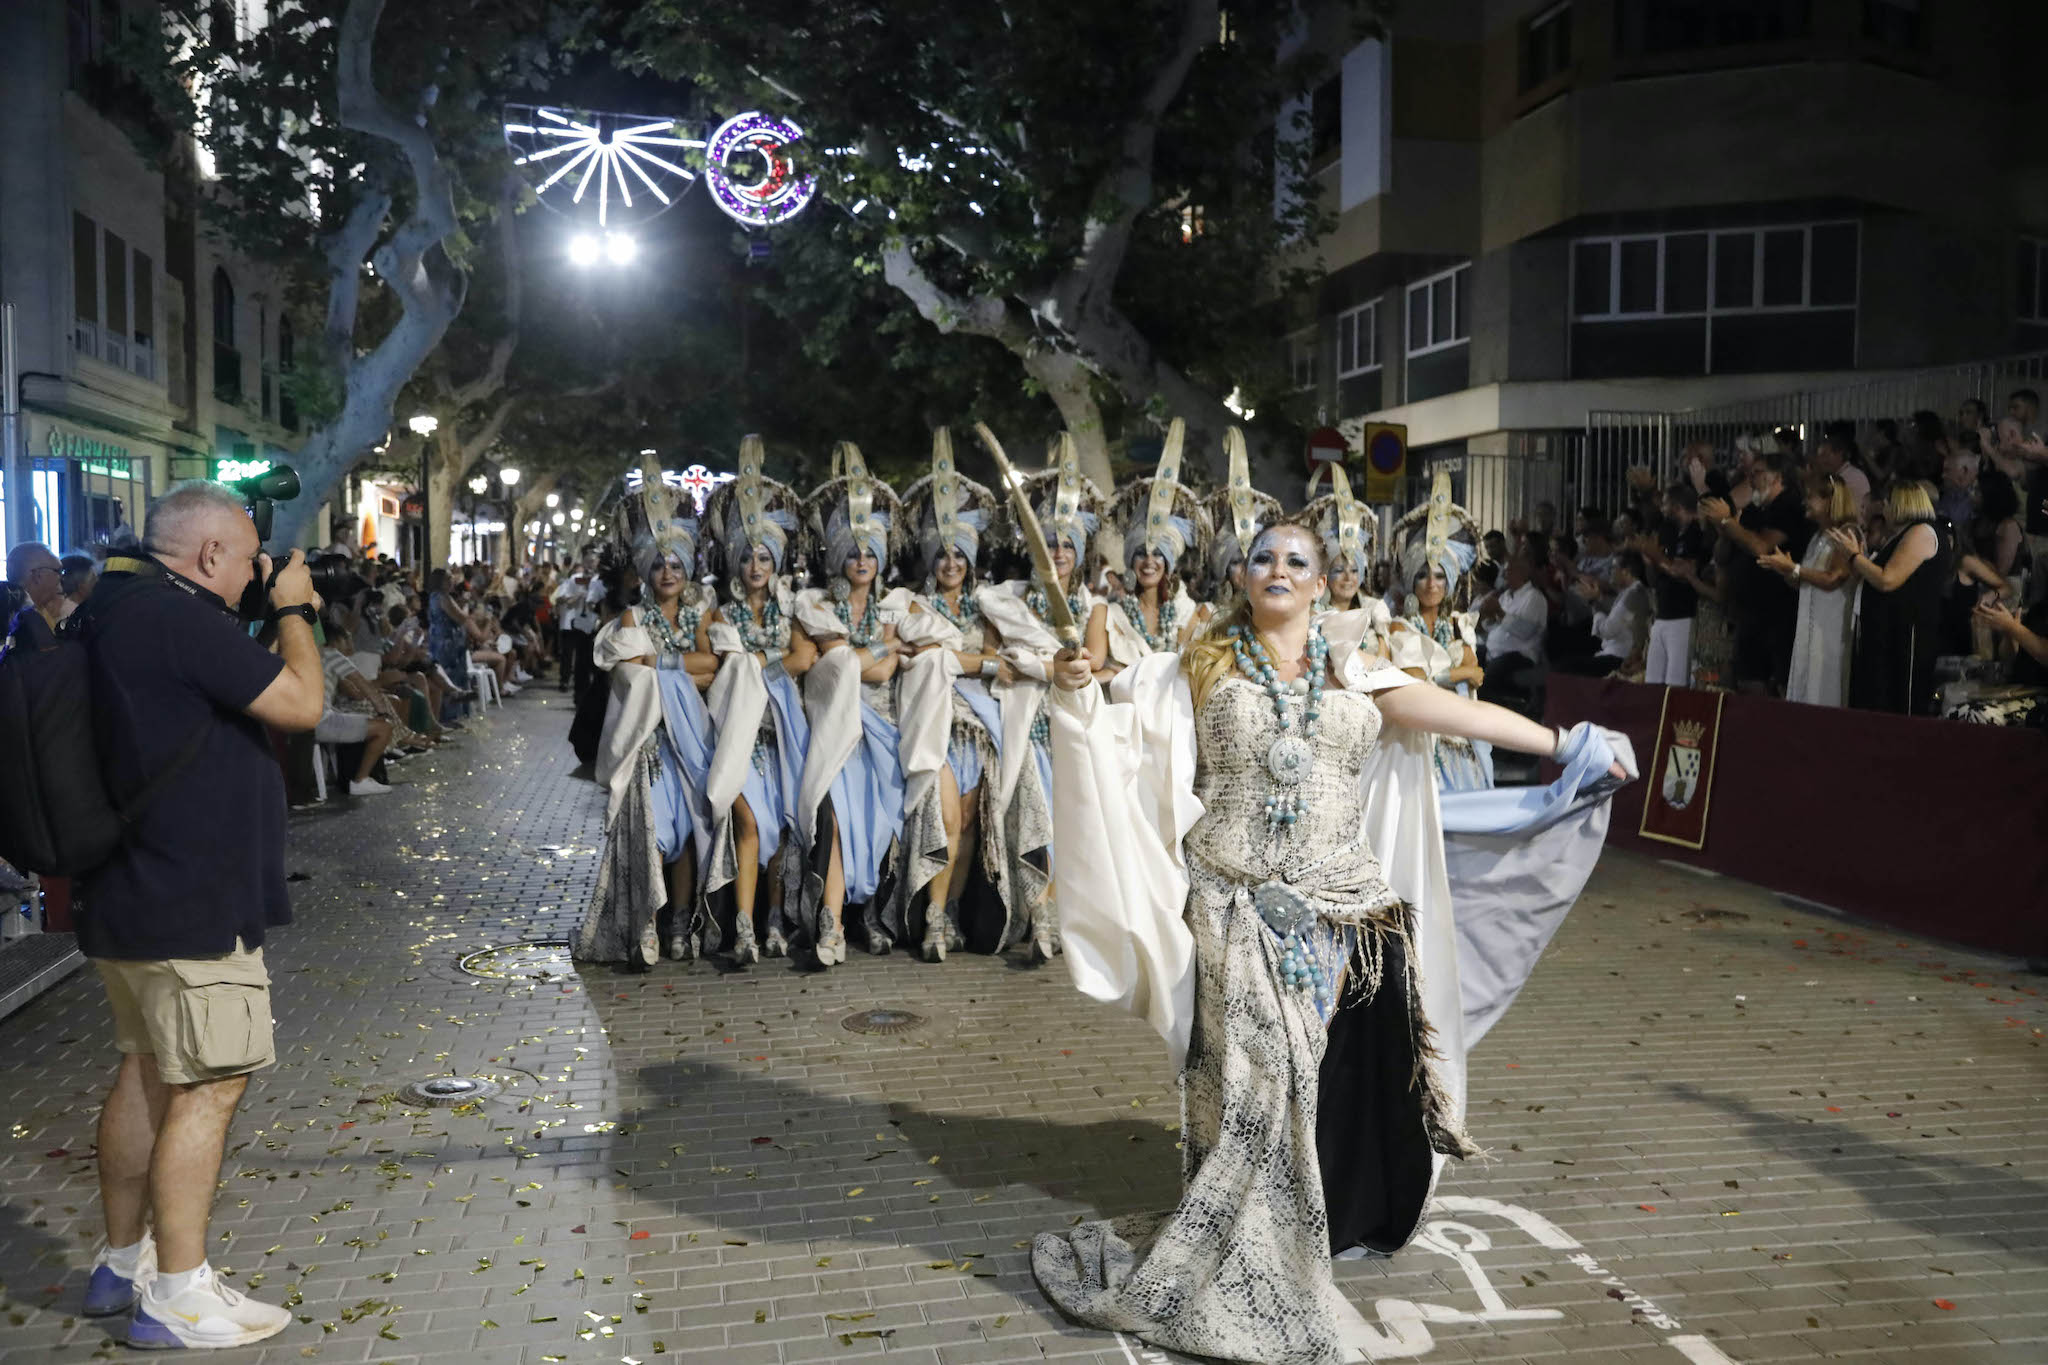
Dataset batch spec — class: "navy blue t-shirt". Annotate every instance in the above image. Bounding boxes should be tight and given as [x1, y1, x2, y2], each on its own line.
[79, 576, 289, 960]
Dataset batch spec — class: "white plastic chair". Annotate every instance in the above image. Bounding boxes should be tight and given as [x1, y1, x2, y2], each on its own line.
[468, 655, 500, 709]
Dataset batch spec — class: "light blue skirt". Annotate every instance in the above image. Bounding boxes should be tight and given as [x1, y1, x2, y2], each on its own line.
[828, 698, 905, 904]
[649, 669, 716, 863]
[945, 678, 1004, 795]
[734, 664, 808, 866]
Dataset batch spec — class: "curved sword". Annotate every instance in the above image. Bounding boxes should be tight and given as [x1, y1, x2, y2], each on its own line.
[973, 422, 1081, 649]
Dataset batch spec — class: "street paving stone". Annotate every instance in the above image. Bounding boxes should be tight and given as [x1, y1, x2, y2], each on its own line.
[1, 693, 2043, 1365]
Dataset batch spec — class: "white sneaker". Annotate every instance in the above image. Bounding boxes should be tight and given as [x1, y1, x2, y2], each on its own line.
[502, 681, 522, 696]
[512, 668, 533, 683]
[129, 1262, 289, 1349]
[348, 778, 393, 796]
[84, 1234, 155, 1316]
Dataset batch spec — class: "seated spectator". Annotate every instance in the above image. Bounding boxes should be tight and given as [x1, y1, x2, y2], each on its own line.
[1475, 548, 1548, 701]
[1761, 472, 1858, 707]
[1553, 550, 1649, 677]
[315, 631, 398, 797]
[1977, 598, 2048, 685]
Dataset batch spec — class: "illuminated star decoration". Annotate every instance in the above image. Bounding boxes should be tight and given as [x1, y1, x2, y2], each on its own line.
[624, 465, 734, 514]
[503, 105, 702, 230]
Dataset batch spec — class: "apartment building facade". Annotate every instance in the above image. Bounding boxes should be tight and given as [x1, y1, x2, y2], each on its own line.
[1284, 0, 2048, 528]
[0, 0, 304, 553]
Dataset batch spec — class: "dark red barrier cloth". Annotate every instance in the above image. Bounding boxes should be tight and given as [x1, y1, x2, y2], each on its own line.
[1545, 674, 2048, 960]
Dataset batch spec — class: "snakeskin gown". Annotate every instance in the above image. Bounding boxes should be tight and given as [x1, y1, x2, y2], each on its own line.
[1033, 677, 1471, 1365]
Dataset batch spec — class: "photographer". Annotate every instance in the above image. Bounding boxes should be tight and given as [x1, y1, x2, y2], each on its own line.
[76, 480, 323, 1349]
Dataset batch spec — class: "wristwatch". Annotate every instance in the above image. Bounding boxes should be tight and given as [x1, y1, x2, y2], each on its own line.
[269, 604, 319, 627]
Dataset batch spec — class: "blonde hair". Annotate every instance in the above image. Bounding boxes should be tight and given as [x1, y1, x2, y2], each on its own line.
[1808, 472, 1857, 527]
[1180, 524, 1325, 714]
[1887, 480, 1937, 525]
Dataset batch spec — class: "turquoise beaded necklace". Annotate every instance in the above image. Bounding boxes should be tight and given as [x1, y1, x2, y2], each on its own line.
[1228, 623, 1329, 838]
[832, 590, 880, 647]
[1121, 592, 1178, 651]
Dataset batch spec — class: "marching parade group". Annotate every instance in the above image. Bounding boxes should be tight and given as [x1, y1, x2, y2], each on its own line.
[574, 421, 1501, 977]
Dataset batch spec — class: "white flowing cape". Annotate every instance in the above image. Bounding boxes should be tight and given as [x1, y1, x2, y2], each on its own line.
[1047, 608, 1634, 1141]
[591, 615, 716, 871]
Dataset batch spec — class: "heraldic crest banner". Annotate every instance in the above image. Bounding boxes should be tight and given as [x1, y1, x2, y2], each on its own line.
[1639, 688, 1724, 850]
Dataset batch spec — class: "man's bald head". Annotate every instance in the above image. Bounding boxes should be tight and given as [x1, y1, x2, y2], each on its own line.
[144, 480, 263, 603]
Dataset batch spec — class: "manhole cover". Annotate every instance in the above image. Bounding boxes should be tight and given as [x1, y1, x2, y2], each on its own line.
[398, 1076, 503, 1106]
[1681, 908, 1749, 923]
[841, 1007, 928, 1036]
[458, 941, 577, 982]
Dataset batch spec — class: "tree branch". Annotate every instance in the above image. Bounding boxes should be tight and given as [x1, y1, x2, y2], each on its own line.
[1054, 0, 1216, 315]
[461, 394, 520, 465]
[319, 184, 388, 369]
[449, 174, 525, 410]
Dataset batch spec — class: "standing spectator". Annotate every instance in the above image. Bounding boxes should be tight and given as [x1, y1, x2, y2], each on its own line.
[425, 568, 477, 719]
[6, 543, 68, 627]
[1936, 445, 1979, 530]
[1835, 481, 1954, 715]
[61, 551, 100, 610]
[2008, 389, 2048, 603]
[1475, 549, 1548, 701]
[77, 481, 325, 1347]
[1760, 473, 1859, 707]
[1702, 450, 1812, 696]
[1640, 484, 1707, 686]
[1811, 431, 1871, 515]
[553, 551, 603, 695]
[1972, 469, 2028, 583]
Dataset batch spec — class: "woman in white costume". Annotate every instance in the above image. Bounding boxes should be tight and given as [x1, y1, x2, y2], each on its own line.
[1386, 469, 1494, 792]
[1301, 464, 1392, 653]
[890, 429, 1052, 960]
[577, 466, 720, 966]
[976, 432, 1110, 963]
[793, 444, 906, 966]
[1031, 506, 1630, 1365]
[699, 438, 812, 965]
[1103, 419, 1214, 674]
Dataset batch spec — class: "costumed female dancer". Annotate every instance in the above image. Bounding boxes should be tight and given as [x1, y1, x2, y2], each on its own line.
[1301, 464, 1392, 654]
[576, 467, 721, 967]
[1030, 448, 1631, 1365]
[889, 430, 1051, 961]
[1199, 429, 1282, 607]
[793, 444, 907, 966]
[1386, 469, 1494, 792]
[700, 437, 811, 966]
[1102, 419, 1213, 676]
[974, 431, 1109, 964]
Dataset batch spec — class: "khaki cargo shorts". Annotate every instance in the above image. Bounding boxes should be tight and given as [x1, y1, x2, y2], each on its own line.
[94, 939, 276, 1086]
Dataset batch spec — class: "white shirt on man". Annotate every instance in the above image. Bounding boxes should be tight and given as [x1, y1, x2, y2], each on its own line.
[1484, 581, 1548, 665]
[1592, 580, 1651, 662]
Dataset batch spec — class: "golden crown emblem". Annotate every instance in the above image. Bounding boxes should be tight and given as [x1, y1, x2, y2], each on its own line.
[1672, 718, 1707, 748]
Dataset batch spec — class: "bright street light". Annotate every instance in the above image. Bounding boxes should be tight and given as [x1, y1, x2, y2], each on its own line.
[468, 475, 489, 495]
[500, 467, 521, 487]
[407, 413, 439, 436]
[568, 233, 601, 267]
[570, 507, 584, 522]
[604, 232, 638, 265]
[545, 492, 560, 508]
[551, 511, 566, 526]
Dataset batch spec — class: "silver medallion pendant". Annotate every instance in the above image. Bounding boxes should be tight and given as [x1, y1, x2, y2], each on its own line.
[1266, 733, 1312, 785]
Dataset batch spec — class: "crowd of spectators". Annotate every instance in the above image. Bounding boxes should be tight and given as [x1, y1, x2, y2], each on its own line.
[1357, 388, 2048, 726]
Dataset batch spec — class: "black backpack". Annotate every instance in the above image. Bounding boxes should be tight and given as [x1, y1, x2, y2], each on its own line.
[0, 593, 205, 877]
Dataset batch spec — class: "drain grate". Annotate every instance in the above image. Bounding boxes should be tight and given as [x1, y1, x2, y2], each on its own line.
[458, 940, 576, 982]
[841, 1007, 929, 1036]
[398, 1076, 503, 1107]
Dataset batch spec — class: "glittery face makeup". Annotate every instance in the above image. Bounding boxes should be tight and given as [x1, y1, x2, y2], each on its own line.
[842, 548, 878, 586]
[1245, 526, 1325, 618]
[741, 544, 776, 590]
[935, 545, 970, 590]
